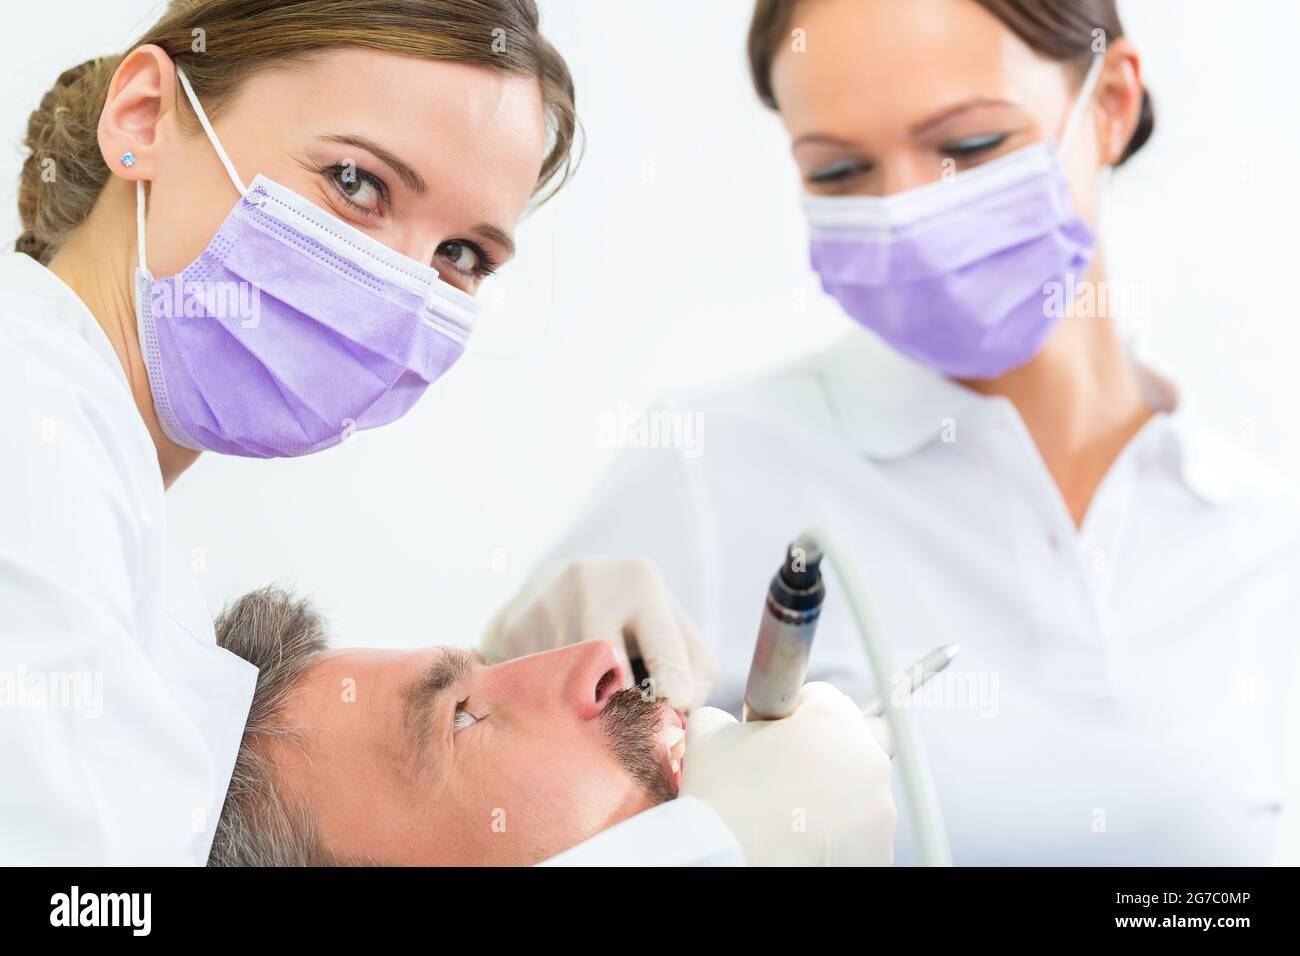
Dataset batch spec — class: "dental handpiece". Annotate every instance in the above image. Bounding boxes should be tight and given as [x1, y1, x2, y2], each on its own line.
[743, 536, 825, 721]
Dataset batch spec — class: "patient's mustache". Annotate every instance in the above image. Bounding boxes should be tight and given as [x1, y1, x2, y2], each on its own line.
[598, 688, 676, 806]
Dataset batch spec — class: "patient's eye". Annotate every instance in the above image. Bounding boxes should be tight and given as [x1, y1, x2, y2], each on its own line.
[452, 699, 478, 732]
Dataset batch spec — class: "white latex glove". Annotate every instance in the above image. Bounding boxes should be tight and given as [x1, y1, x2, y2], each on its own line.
[680, 682, 897, 866]
[480, 557, 719, 713]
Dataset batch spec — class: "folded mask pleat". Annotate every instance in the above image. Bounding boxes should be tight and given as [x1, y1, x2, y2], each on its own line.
[225, 198, 467, 378]
[154, 279, 345, 455]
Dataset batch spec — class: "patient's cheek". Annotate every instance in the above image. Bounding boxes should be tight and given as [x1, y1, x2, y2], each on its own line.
[454, 741, 658, 865]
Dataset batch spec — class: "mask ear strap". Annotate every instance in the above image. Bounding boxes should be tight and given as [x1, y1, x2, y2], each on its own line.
[1059, 53, 1107, 156]
[176, 66, 248, 197]
[136, 180, 148, 273]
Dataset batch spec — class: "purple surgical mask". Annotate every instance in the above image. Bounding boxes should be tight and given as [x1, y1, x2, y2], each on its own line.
[133, 68, 478, 458]
[805, 55, 1105, 380]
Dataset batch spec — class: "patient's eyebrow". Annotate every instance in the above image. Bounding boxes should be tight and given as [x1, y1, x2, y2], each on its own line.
[401, 647, 486, 774]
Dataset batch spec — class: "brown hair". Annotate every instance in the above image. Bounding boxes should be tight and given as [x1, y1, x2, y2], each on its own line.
[747, 0, 1154, 164]
[17, 0, 579, 264]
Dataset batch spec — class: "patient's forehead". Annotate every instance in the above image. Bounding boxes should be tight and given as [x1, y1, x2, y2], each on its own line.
[265, 646, 472, 859]
[262, 649, 443, 807]
[279, 646, 487, 749]
[318, 648, 429, 679]
[270, 648, 432, 765]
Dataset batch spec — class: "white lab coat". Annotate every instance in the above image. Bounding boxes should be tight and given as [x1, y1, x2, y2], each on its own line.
[0, 252, 256, 865]
[539, 332, 1300, 865]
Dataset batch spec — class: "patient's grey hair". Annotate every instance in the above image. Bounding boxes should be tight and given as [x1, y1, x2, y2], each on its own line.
[208, 586, 335, 866]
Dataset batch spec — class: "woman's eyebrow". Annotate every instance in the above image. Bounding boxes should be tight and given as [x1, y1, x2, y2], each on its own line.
[792, 132, 859, 151]
[318, 134, 515, 257]
[320, 133, 428, 195]
[909, 97, 1017, 136]
[473, 222, 516, 259]
[792, 97, 1019, 152]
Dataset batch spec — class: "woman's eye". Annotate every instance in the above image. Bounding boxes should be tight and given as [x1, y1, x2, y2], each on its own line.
[452, 700, 478, 733]
[327, 164, 386, 215]
[808, 157, 871, 184]
[941, 133, 1008, 160]
[437, 240, 495, 280]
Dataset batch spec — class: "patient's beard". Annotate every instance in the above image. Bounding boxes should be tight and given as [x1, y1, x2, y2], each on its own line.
[599, 688, 677, 806]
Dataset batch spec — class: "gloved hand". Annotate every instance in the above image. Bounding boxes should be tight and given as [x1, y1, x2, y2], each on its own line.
[680, 682, 897, 866]
[480, 557, 719, 713]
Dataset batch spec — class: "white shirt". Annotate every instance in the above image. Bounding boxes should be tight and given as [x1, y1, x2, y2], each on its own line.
[0, 252, 257, 865]
[540, 796, 741, 866]
[542, 332, 1300, 865]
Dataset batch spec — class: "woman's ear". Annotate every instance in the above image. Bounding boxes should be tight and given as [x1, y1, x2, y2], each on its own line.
[96, 44, 178, 181]
[1094, 39, 1144, 167]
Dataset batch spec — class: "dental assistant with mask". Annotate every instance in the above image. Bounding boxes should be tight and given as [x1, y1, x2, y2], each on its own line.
[0, 0, 895, 867]
[516, 0, 1300, 865]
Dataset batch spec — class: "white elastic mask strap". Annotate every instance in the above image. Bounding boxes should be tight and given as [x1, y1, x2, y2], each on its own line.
[1058, 54, 1106, 156]
[176, 66, 247, 197]
[136, 180, 148, 273]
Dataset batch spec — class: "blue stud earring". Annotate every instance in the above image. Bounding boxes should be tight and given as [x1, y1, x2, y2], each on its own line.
[120, 151, 136, 168]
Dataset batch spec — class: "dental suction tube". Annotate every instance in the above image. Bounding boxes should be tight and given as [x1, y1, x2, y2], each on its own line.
[744, 527, 954, 867]
[743, 536, 825, 721]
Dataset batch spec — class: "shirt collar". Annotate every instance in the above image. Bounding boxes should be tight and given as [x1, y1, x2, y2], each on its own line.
[0, 251, 130, 391]
[817, 331, 1234, 506]
[1132, 359, 1236, 506]
[818, 332, 985, 460]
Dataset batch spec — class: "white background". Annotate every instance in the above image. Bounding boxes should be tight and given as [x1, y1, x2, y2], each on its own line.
[4, 1, 1298, 649]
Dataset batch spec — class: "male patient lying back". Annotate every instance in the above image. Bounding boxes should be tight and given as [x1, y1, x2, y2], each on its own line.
[208, 587, 684, 865]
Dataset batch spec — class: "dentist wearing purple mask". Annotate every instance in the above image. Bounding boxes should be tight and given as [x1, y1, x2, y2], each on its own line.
[521, 0, 1300, 865]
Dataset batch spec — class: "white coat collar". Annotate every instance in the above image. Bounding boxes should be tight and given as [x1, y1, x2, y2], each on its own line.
[817, 332, 1235, 505]
[0, 251, 130, 391]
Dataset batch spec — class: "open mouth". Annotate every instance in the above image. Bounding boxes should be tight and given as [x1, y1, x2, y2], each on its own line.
[659, 705, 687, 793]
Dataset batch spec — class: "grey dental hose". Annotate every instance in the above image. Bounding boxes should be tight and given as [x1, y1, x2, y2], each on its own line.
[743, 526, 954, 867]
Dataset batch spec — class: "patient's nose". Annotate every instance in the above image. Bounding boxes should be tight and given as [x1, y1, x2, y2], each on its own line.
[484, 641, 627, 721]
[559, 641, 627, 721]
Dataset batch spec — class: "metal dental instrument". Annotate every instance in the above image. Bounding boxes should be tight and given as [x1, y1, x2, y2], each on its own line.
[861, 643, 960, 717]
[743, 535, 825, 722]
[742, 527, 954, 866]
